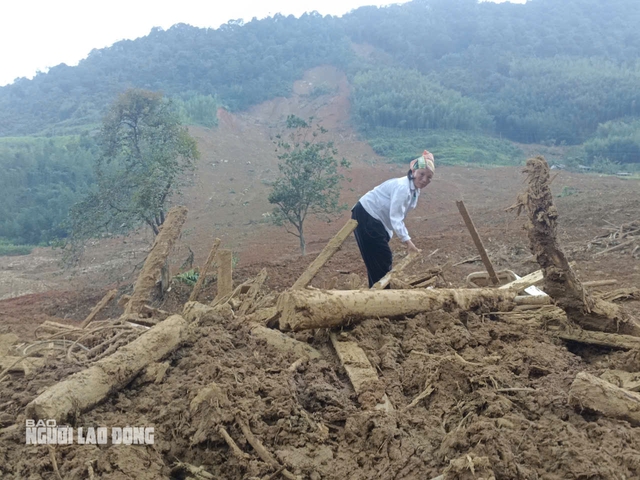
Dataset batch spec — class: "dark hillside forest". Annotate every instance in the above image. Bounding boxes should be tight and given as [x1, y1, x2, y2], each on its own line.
[1, 0, 640, 245]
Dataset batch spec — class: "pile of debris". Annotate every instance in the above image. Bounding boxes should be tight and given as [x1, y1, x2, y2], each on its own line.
[1, 157, 639, 480]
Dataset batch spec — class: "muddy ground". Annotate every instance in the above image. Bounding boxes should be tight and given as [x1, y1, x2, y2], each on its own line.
[1, 66, 639, 478]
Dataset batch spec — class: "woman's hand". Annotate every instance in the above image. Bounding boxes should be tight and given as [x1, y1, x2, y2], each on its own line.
[405, 240, 421, 254]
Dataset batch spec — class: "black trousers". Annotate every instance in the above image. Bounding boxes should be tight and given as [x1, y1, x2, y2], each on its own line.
[351, 202, 392, 288]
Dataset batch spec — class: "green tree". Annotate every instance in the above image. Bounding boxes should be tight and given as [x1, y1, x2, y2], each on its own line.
[268, 115, 350, 255]
[69, 89, 199, 243]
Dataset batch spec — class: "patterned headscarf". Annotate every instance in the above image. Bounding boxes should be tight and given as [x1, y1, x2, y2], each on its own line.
[410, 150, 435, 174]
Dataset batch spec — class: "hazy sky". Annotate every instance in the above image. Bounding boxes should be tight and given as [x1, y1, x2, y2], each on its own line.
[0, 0, 526, 87]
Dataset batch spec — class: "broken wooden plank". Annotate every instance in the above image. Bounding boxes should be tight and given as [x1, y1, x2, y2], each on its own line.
[215, 249, 234, 301]
[372, 252, 419, 290]
[292, 219, 358, 290]
[499, 269, 544, 292]
[277, 288, 516, 331]
[330, 333, 393, 412]
[80, 289, 117, 329]
[26, 314, 190, 423]
[189, 238, 221, 302]
[556, 329, 640, 350]
[569, 372, 640, 426]
[456, 200, 499, 285]
[125, 206, 188, 315]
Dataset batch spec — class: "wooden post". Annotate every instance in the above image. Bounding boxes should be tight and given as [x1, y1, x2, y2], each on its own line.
[188, 238, 221, 302]
[80, 289, 117, 329]
[372, 252, 419, 290]
[292, 219, 358, 290]
[456, 200, 500, 285]
[215, 249, 233, 300]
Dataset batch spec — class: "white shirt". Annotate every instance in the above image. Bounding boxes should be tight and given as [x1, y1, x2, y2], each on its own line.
[358, 176, 419, 243]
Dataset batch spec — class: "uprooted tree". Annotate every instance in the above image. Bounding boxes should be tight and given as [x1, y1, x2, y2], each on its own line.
[268, 115, 350, 255]
[511, 155, 640, 336]
[68, 89, 199, 246]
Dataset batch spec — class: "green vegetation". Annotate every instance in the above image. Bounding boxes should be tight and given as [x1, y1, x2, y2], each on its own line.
[68, 89, 199, 244]
[0, 240, 34, 256]
[0, 135, 97, 245]
[363, 128, 524, 166]
[1, 0, 640, 245]
[268, 115, 350, 255]
[352, 68, 493, 132]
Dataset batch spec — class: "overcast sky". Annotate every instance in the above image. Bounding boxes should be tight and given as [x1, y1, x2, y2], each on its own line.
[0, 0, 526, 87]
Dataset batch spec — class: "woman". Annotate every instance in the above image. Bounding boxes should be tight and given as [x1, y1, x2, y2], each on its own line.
[351, 150, 435, 287]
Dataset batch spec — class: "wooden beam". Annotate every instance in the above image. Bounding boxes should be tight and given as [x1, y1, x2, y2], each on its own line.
[456, 200, 500, 285]
[330, 333, 393, 412]
[189, 238, 221, 302]
[499, 269, 544, 292]
[215, 249, 234, 301]
[292, 219, 358, 290]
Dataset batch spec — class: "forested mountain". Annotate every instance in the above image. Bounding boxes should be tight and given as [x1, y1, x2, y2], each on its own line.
[1, 0, 639, 246]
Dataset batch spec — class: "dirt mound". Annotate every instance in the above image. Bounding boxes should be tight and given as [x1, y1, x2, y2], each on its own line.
[3, 298, 640, 479]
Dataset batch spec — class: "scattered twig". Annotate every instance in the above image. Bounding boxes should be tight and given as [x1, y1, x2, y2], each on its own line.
[219, 426, 250, 460]
[48, 446, 63, 480]
[453, 255, 481, 267]
[404, 384, 435, 410]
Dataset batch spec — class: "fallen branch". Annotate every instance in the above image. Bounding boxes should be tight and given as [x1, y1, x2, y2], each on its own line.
[582, 280, 618, 288]
[251, 325, 321, 360]
[237, 419, 299, 480]
[80, 289, 117, 329]
[594, 238, 636, 257]
[404, 384, 434, 410]
[218, 426, 250, 460]
[239, 269, 268, 315]
[170, 462, 215, 480]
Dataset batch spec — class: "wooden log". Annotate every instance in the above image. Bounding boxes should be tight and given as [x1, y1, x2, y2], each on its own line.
[183, 301, 233, 325]
[372, 252, 419, 290]
[583, 279, 618, 288]
[189, 238, 221, 302]
[292, 219, 358, 290]
[569, 372, 640, 426]
[80, 289, 117, 329]
[456, 200, 500, 285]
[556, 329, 640, 350]
[25, 314, 189, 423]
[125, 206, 188, 315]
[330, 333, 393, 411]
[514, 295, 551, 305]
[250, 325, 321, 360]
[215, 249, 234, 301]
[277, 288, 515, 331]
